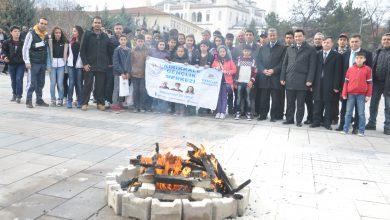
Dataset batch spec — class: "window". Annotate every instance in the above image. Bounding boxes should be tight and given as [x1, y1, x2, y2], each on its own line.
[206, 10, 210, 22]
[218, 11, 222, 21]
[175, 13, 180, 18]
[191, 12, 196, 22]
[197, 12, 202, 22]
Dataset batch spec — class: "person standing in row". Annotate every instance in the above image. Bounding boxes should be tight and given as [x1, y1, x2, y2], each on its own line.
[280, 29, 317, 127]
[2, 26, 25, 103]
[337, 34, 373, 133]
[48, 26, 68, 107]
[80, 16, 112, 111]
[365, 33, 390, 135]
[23, 17, 51, 108]
[311, 37, 342, 130]
[257, 28, 286, 122]
[67, 25, 84, 108]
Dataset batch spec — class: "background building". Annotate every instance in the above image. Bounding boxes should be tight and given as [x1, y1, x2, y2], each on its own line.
[155, 0, 266, 35]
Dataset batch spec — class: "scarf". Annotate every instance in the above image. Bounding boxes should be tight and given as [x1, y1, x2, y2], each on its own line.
[33, 25, 47, 40]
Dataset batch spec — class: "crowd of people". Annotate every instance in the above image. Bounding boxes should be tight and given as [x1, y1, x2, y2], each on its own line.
[1, 16, 389, 136]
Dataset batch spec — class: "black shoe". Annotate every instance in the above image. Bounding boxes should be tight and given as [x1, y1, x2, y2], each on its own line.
[257, 116, 267, 121]
[332, 119, 339, 125]
[26, 101, 33, 108]
[296, 123, 303, 127]
[10, 95, 16, 102]
[336, 125, 344, 131]
[304, 120, 313, 125]
[36, 102, 49, 107]
[384, 129, 390, 135]
[324, 125, 333, 130]
[283, 121, 294, 125]
[365, 124, 376, 130]
[270, 118, 276, 122]
[352, 128, 358, 134]
[310, 123, 320, 128]
[16, 98, 21, 103]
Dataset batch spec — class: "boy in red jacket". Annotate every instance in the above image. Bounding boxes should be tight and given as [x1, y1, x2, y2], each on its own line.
[341, 52, 372, 136]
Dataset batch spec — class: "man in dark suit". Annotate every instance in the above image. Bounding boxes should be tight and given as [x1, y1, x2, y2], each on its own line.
[280, 29, 317, 127]
[336, 34, 373, 133]
[257, 28, 287, 121]
[310, 37, 342, 130]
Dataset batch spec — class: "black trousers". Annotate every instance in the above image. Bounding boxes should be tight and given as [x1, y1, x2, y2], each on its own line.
[332, 93, 340, 122]
[340, 99, 358, 129]
[83, 71, 105, 105]
[255, 87, 262, 115]
[280, 86, 286, 118]
[286, 89, 306, 123]
[259, 88, 282, 119]
[313, 100, 332, 127]
[104, 67, 114, 103]
[305, 90, 314, 121]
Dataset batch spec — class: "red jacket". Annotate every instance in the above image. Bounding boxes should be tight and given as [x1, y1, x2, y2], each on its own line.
[342, 64, 372, 98]
[212, 59, 237, 86]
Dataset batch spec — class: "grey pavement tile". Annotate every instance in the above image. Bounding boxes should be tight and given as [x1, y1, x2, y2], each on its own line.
[2, 137, 56, 151]
[33, 159, 94, 181]
[37, 215, 71, 220]
[48, 187, 106, 220]
[355, 200, 390, 219]
[0, 162, 50, 185]
[87, 205, 126, 220]
[39, 173, 102, 199]
[49, 143, 100, 159]
[0, 193, 65, 220]
[74, 146, 125, 163]
[28, 140, 80, 155]
[0, 148, 18, 158]
[0, 134, 35, 148]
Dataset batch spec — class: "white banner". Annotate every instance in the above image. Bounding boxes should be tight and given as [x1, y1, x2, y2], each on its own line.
[145, 57, 222, 109]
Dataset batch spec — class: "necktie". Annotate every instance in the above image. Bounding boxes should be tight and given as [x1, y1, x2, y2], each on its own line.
[297, 45, 300, 50]
[350, 51, 356, 67]
[270, 42, 275, 48]
[323, 52, 328, 63]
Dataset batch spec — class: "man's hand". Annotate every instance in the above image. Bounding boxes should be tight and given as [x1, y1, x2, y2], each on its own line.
[280, 80, 285, 85]
[121, 74, 127, 80]
[4, 57, 9, 63]
[365, 96, 370, 102]
[333, 89, 339, 93]
[247, 81, 253, 89]
[306, 82, 312, 87]
[342, 96, 347, 100]
[25, 63, 31, 69]
[83, 64, 90, 72]
[267, 69, 274, 75]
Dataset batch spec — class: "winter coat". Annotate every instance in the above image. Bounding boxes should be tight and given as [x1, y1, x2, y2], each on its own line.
[80, 29, 112, 72]
[130, 46, 148, 78]
[113, 46, 132, 76]
[257, 41, 286, 89]
[342, 64, 373, 97]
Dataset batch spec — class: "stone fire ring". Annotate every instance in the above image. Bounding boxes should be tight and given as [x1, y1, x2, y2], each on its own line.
[105, 165, 250, 220]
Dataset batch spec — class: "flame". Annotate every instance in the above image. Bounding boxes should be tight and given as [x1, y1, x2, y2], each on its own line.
[193, 145, 206, 158]
[140, 156, 153, 165]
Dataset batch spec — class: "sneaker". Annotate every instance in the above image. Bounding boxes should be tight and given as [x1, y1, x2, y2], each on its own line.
[26, 101, 33, 108]
[77, 100, 82, 108]
[57, 100, 63, 107]
[215, 113, 221, 119]
[235, 112, 240, 120]
[97, 104, 106, 111]
[246, 112, 252, 121]
[81, 105, 88, 111]
[67, 100, 73, 108]
[133, 109, 139, 113]
[220, 113, 225, 119]
[357, 133, 365, 137]
[140, 109, 146, 113]
[340, 131, 347, 135]
[10, 95, 16, 102]
[111, 104, 124, 112]
[50, 100, 56, 107]
[365, 124, 376, 130]
[36, 100, 49, 107]
[16, 98, 21, 104]
[105, 101, 111, 108]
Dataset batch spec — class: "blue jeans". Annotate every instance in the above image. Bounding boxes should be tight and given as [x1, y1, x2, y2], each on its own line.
[50, 66, 65, 101]
[236, 82, 251, 113]
[27, 63, 46, 103]
[368, 83, 390, 130]
[132, 77, 146, 110]
[8, 64, 25, 98]
[343, 94, 366, 134]
[215, 83, 233, 114]
[68, 67, 83, 103]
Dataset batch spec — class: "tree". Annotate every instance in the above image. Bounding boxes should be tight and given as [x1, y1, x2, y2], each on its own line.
[363, 0, 389, 49]
[115, 5, 136, 34]
[247, 19, 260, 41]
[290, 0, 322, 33]
[0, 0, 36, 28]
[265, 12, 293, 36]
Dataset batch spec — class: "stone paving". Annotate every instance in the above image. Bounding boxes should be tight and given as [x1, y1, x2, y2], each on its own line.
[0, 73, 390, 220]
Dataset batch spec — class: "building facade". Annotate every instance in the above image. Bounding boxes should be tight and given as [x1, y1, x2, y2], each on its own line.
[155, 0, 266, 35]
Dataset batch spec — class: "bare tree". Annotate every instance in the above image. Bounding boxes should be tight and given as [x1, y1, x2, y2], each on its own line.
[363, 0, 389, 47]
[290, 0, 322, 31]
